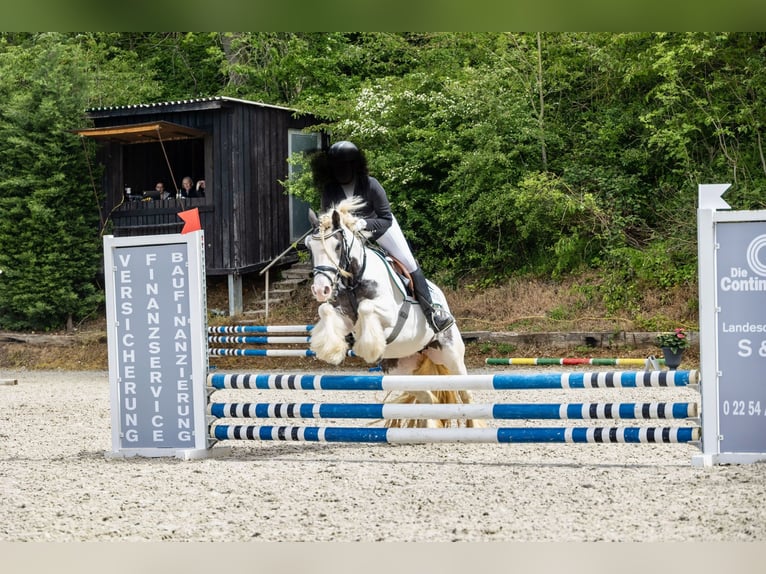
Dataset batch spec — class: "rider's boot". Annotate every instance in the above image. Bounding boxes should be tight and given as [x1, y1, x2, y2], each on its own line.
[410, 268, 455, 334]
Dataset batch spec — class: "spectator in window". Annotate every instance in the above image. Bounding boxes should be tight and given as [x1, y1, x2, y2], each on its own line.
[156, 181, 171, 200]
[180, 177, 194, 198]
[181, 176, 205, 198]
[143, 181, 170, 201]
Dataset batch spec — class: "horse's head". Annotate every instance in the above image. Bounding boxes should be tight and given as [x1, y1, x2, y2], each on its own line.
[305, 197, 369, 303]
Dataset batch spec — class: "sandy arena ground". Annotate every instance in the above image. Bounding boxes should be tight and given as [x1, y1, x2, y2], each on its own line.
[2, 366, 766, 545]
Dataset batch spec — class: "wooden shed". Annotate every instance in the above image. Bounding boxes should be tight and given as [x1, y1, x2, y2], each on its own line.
[76, 97, 325, 314]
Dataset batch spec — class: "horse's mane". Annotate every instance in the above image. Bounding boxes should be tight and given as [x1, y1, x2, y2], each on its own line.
[318, 196, 367, 235]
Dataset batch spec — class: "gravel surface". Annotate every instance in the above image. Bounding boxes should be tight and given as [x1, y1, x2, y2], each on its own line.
[2, 367, 766, 543]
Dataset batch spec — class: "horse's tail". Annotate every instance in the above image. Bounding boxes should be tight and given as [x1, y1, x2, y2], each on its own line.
[413, 355, 450, 375]
[384, 355, 485, 429]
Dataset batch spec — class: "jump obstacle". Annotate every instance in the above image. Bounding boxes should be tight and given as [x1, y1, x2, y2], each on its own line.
[207, 370, 701, 445]
[103, 250, 701, 455]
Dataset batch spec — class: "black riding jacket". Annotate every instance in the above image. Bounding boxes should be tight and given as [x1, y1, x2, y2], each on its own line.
[320, 176, 394, 241]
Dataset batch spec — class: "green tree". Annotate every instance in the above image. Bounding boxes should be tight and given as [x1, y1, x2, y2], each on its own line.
[116, 32, 224, 101]
[74, 32, 166, 106]
[0, 34, 102, 331]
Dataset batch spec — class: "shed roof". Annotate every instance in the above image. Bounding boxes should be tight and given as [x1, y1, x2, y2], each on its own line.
[73, 120, 207, 143]
[85, 96, 301, 117]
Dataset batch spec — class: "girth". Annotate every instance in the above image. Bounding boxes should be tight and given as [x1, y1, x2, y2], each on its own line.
[365, 247, 419, 345]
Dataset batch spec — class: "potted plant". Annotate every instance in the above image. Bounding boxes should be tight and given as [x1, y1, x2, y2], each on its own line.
[655, 328, 690, 370]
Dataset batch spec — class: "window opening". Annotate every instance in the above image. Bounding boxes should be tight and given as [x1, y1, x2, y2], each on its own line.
[288, 130, 321, 242]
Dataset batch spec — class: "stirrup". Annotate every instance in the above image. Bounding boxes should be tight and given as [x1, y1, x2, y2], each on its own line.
[429, 308, 455, 333]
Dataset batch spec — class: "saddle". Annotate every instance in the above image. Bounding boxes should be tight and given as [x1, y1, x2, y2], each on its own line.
[386, 256, 415, 298]
[367, 244, 415, 298]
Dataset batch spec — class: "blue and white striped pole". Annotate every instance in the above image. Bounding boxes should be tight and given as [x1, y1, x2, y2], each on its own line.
[208, 335, 311, 345]
[208, 401, 698, 420]
[208, 325, 313, 334]
[209, 348, 317, 357]
[210, 425, 701, 444]
[207, 370, 699, 391]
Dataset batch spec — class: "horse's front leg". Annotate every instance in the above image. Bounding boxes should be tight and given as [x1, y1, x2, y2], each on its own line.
[310, 302, 352, 365]
[352, 299, 389, 363]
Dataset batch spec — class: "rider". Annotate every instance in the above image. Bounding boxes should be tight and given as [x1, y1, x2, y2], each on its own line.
[314, 140, 455, 334]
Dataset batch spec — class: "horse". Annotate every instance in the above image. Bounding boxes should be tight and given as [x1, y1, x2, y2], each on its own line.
[305, 198, 477, 428]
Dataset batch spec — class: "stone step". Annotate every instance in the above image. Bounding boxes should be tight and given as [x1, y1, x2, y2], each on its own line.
[262, 289, 294, 297]
[281, 270, 311, 280]
[271, 278, 306, 289]
[239, 311, 268, 320]
[254, 297, 291, 307]
[242, 300, 292, 315]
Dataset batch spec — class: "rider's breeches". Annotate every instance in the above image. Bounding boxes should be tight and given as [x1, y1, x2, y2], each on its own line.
[376, 215, 418, 273]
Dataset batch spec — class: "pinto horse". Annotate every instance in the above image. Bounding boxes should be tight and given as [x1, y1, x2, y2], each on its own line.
[305, 198, 475, 428]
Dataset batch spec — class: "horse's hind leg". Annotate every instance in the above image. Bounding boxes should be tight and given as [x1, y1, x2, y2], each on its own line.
[380, 353, 421, 375]
[423, 329, 468, 375]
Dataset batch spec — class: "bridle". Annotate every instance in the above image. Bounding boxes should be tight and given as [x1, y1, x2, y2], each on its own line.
[310, 223, 368, 303]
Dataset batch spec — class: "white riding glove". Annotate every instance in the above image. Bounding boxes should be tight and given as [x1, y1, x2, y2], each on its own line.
[354, 219, 367, 232]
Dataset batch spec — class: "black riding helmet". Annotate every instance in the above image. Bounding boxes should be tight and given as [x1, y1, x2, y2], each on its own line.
[328, 141, 362, 184]
[328, 140, 361, 163]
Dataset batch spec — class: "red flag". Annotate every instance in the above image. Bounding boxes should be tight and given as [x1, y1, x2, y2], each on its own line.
[178, 208, 201, 234]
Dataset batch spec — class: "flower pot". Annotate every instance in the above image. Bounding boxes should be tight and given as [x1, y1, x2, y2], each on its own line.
[661, 347, 684, 370]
